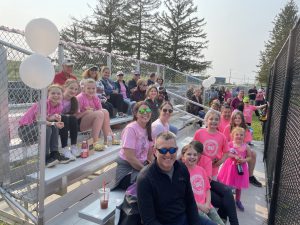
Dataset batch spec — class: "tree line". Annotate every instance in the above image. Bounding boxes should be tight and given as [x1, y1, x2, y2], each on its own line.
[256, 0, 298, 84]
[61, 0, 211, 73]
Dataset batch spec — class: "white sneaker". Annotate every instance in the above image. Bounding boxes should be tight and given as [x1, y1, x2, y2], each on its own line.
[71, 145, 82, 158]
[62, 147, 76, 161]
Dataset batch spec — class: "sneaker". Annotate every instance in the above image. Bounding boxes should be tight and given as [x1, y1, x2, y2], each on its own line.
[248, 142, 254, 147]
[235, 200, 245, 211]
[62, 147, 76, 161]
[46, 157, 59, 168]
[249, 176, 262, 187]
[51, 151, 71, 164]
[71, 145, 82, 157]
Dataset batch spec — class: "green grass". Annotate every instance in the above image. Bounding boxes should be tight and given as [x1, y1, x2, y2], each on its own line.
[251, 114, 263, 141]
[0, 221, 10, 225]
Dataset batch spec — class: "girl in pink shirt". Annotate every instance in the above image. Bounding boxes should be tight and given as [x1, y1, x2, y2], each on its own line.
[18, 85, 68, 167]
[217, 127, 251, 211]
[242, 96, 267, 126]
[76, 79, 113, 143]
[193, 110, 228, 179]
[222, 110, 263, 188]
[59, 79, 81, 160]
[181, 141, 224, 225]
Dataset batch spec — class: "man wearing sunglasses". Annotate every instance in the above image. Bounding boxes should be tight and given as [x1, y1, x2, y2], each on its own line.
[137, 132, 216, 225]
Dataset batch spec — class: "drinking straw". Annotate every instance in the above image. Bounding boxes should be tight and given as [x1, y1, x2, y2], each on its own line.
[102, 178, 106, 201]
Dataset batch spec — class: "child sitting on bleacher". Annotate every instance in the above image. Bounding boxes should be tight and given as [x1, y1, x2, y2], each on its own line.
[59, 79, 81, 160]
[80, 65, 115, 118]
[181, 141, 225, 225]
[76, 78, 114, 144]
[18, 84, 71, 167]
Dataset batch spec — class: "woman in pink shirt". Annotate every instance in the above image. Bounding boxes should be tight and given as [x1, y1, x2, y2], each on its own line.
[114, 70, 136, 115]
[114, 101, 154, 190]
[18, 85, 70, 167]
[76, 79, 113, 143]
[181, 141, 225, 225]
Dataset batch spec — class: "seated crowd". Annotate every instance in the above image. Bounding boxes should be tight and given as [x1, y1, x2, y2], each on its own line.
[17, 58, 265, 225]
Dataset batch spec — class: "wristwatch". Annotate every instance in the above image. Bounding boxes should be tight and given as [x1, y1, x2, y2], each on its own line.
[51, 122, 55, 126]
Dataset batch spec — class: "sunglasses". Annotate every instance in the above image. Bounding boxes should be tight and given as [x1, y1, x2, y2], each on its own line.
[138, 108, 152, 114]
[157, 147, 178, 155]
[162, 109, 173, 113]
[90, 68, 98, 72]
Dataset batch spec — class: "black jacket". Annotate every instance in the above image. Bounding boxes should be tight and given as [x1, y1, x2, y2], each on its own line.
[137, 160, 202, 225]
[114, 80, 130, 99]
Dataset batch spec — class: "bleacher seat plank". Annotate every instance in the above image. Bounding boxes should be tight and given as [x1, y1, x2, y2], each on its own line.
[78, 190, 125, 225]
[27, 145, 121, 185]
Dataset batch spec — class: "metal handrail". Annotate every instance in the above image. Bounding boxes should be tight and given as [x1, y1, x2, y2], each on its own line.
[167, 90, 221, 115]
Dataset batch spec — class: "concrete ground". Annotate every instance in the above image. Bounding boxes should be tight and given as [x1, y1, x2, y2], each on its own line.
[235, 140, 268, 225]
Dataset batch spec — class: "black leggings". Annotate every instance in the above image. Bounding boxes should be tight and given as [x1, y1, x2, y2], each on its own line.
[108, 93, 128, 113]
[210, 180, 239, 225]
[59, 115, 78, 148]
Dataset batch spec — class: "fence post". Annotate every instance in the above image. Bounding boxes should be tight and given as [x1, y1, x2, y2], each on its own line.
[107, 53, 112, 71]
[58, 43, 64, 70]
[137, 60, 140, 73]
[162, 66, 165, 85]
[268, 27, 296, 225]
[37, 88, 47, 225]
[0, 45, 10, 187]
[157, 64, 160, 77]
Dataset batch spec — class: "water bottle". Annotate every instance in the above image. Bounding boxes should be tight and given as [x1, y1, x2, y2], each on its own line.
[107, 135, 112, 146]
[81, 141, 89, 158]
[237, 164, 244, 175]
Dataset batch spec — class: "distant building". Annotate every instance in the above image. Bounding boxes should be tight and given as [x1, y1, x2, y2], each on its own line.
[215, 77, 226, 85]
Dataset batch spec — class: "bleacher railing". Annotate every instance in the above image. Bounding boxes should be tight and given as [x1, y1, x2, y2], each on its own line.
[264, 18, 300, 225]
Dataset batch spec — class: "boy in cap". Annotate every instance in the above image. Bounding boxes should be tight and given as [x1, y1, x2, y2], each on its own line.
[53, 58, 77, 85]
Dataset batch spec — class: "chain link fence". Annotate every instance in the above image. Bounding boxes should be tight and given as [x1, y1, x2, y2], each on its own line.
[264, 19, 300, 225]
[0, 28, 42, 224]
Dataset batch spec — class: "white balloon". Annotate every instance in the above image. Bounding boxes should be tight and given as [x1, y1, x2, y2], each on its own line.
[209, 76, 216, 84]
[25, 18, 60, 56]
[19, 54, 55, 89]
[202, 79, 211, 88]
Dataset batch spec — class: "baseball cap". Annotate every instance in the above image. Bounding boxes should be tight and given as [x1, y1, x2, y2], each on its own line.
[62, 58, 75, 66]
[116, 71, 124, 76]
[133, 70, 140, 75]
[85, 64, 98, 71]
[243, 96, 250, 103]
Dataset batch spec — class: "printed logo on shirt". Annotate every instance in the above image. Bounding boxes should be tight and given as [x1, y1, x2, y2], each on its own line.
[190, 174, 204, 195]
[203, 139, 219, 156]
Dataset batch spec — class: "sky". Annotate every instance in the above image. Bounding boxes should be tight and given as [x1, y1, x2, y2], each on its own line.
[1, 0, 299, 84]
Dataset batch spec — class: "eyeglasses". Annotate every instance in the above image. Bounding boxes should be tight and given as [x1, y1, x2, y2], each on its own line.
[162, 109, 173, 113]
[157, 147, 178, 155]
[138, 108, 152, 114]
[117, 74, 124, 76]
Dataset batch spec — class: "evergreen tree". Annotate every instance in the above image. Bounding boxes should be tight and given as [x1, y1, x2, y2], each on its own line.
[61, 0, 128, 53]
[257, 0, 298, 84]
[156, 0, 210, 72]
[123, 0, 161, 59]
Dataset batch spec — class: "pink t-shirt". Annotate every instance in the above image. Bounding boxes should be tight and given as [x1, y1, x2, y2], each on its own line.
[218, 118, 230, 133]
[194, 129, 228, 177]
[119, 121, 153, 163]
[188, 166, 211, 206]
[119, 82, 128, 99]
[243, 105, 257, 124]
[19, 100, 63, 126]
[76, 93, 102, 112]
[224, 91, 232, 101]
[151, 119, 169, 140]
[223, 124, 252, 143]
[197, 155, 212, 180]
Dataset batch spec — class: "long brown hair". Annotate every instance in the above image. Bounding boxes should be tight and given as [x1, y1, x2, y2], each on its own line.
[230, 111, 248, 132]
[132, 101, 152, 141]
[64, 79, 79, 114]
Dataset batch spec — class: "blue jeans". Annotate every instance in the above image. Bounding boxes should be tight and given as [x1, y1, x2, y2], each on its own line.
[124, 98, 135, 115]
[169, 124, 178, 135]
[165, 213, 217, 225]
